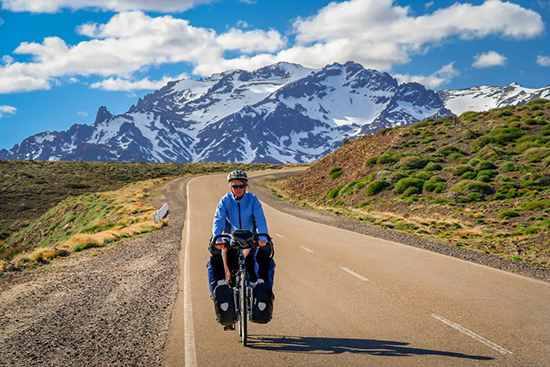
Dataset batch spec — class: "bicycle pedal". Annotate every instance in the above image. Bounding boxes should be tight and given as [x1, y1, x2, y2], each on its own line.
[223, 324, 235, 331]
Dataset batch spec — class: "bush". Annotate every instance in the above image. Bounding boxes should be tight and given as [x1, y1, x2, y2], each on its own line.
[451, 180, 493, 195]
[498, 210, 521, 219]
[477, 161, 496, 170]
[423, 180, 445, 193]
[480, 127, 525, 145]
[365, 156, 378, 167]
[394, 177, 425, 195]
[365, 180, 390, 196]
[403, 186, 422, 197]
[377, 153, 398, 165]
[454, 165, 475, 176]
[438, 146, 465, 156]
[520, 200, 550, 210]
[327, 184, 345, 200]
[424, 162, 442, 171]
[461, 171, 477, 180]
[477, 169, 497, 178]
[542, 124, 550, 136]
[497, 110, 514, 117]
[523, 147, 549, 163]
[396, 155, 428, 170]
[501, 162, 516, 172]
[329, 167, 343, 180]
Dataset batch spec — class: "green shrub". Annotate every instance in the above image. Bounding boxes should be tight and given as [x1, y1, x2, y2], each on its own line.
[477, 175, 492, 183]
[424, 162, 442, 171]
[520, 200, 550, 210]
[498, 210, 521, 219]
[542, 124, 550, 136]
[394, 177, 425, 194]
[377, 153, 398, 165]
[438, 146, 465, 156]
[421, 137, 436, 144]
[397, 156, 429, 170]
[454, 165, 475, 176]
[497, 110, 514, 117]
[402, 186, 422, 197]
[480, 127, 525, 145]
[329, 167, 343, 180]
[365, 180, 390, 196]
[501, 162, 517, 172]
[340, 180, 360, 197]
[477, 161, 496, 170]
[327, 184, 345, 200]
[365, 156, 378, 167]
[423, 180, 445, 193]
[413, 171, 433, 180]
[387, 171, 409, 183]
[451, 180, 493, 195]
[461, 171, 477, 180]
[477, 169, 497, 178]
[523, 147, 549, 163]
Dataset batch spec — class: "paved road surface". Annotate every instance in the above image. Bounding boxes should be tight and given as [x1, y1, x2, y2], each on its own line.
[164, 171, 550, 367]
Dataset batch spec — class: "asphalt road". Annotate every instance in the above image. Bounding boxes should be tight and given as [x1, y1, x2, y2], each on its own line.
[164, 171, 550, 367]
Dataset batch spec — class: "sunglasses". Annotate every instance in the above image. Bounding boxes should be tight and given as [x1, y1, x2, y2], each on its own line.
[231, 184, 246, 189]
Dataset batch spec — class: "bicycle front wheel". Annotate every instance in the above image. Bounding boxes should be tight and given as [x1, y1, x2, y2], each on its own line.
[240, 274, 247, 346]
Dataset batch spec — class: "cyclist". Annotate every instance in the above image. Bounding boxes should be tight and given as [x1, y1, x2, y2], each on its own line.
[207, 170, 274, 328]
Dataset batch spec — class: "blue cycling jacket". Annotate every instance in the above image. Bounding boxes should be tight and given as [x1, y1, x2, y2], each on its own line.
[212, 191, 269, 240]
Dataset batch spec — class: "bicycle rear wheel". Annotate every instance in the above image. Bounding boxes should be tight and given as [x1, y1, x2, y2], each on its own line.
[240, 274, 247, 346]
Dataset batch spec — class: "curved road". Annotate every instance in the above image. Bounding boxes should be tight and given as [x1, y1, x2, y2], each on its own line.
[164, 171, 550, 367]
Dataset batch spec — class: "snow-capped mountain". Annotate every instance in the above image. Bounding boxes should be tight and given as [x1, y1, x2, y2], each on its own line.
[0, 61, 451, 163]
[438, 83, 550, 115]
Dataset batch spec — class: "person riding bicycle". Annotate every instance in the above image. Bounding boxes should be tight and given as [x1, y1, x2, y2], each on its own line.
[207, 169, 275, 329]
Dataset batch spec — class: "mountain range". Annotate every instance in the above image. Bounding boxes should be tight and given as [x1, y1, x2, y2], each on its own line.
[1, 61, 548, 163]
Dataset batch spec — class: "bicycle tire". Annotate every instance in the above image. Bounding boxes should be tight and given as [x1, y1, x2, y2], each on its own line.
[240, 274, 247, 346]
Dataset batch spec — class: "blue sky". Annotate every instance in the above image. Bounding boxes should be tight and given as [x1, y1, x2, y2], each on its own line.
[0, 0, 549, 150]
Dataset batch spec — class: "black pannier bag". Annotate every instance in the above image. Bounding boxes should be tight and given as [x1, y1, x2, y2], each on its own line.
[251, 281, 274, 324]
[213, 284, 237, 326]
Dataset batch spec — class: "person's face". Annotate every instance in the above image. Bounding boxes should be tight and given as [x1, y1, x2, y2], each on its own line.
[229, 180, 246, 196]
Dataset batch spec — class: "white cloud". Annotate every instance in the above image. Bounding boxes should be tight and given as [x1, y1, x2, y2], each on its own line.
[289, 0, 543, 70]
[0, 105, 17, 118]
[425, 2, 435, 10]
[0, 0, 213, 13]
[77, 111, 89, 116]
[536, 55, 550, 66]
[0, 1, 545, 94]
[472, 51, 507, 68]
[394, 62, 460, 89]
[91, 73, 188, 91]
[236, 20, 250, 29]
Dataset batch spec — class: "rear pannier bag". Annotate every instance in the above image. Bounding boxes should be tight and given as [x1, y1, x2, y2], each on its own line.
[251, 282, 274, 324]
[213, 284, 237, 326]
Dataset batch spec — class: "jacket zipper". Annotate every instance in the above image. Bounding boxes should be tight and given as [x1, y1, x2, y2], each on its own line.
[237, 202, 242, 228]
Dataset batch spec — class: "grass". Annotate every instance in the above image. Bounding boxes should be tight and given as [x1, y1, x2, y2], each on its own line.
[0, 161, 294, 274]
[270, 99, 550, 267]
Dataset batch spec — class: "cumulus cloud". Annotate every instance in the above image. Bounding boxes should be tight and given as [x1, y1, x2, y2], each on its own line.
[394, 62, 460, 89]
[91, 73, 189, 91]
[290, 0, 543, 70]
[472, 50, 507, 68]
[0, 1, 545, 94]
[0, 105, 17, 118]
[0, 0, 213, 13]
[536, 55, 550, 66]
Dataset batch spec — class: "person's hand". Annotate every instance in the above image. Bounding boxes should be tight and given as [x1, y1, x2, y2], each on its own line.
[215, 240, 226, 250]
[259, 240, 267, 247]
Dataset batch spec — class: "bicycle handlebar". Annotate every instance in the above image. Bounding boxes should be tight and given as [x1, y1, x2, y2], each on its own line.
[210, 232, 272, 249]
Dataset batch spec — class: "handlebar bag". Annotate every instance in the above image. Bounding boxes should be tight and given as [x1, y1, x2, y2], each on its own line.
[231, 229, 255, 249]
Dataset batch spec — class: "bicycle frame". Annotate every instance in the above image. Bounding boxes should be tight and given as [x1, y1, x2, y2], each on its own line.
[211, 232, 271, 346]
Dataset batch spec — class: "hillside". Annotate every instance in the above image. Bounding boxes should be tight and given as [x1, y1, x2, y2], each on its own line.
[273, 100, 550, 267]
[0, 161, 285, 272]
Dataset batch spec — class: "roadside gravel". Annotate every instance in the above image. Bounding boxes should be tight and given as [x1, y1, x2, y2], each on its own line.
[0, 169, 547, 367]
[0, 177, 188, 367]
[250, 171, 550, 283]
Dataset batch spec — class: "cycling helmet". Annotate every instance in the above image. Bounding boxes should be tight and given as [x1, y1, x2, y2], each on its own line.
[227, 169, 248, 182]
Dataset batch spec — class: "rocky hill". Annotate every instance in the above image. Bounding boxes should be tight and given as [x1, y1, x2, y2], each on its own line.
[275, 100, 550, 267]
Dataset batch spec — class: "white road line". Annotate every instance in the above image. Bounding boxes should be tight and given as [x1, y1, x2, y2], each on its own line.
[299, 245, 314, 253]
[184, 180, 197, 367]
[340, 266, 369, 282]
[432, 314, 512, 355]
[276, 233, 285, 238]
